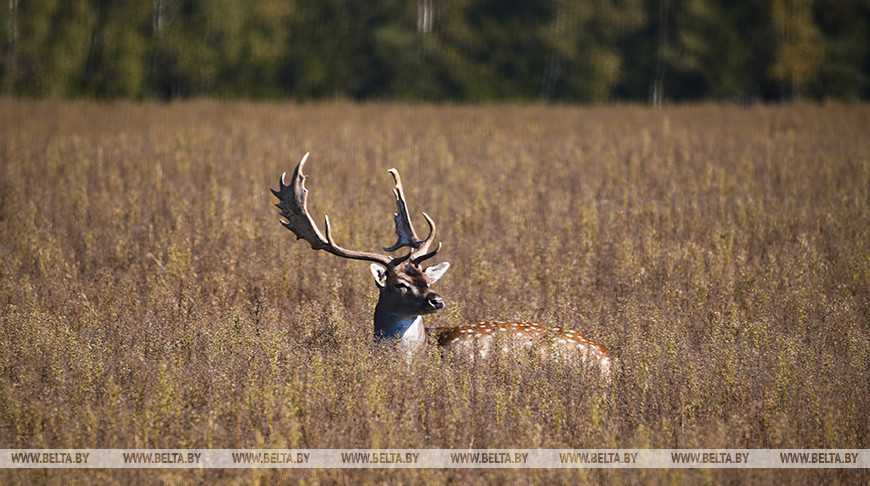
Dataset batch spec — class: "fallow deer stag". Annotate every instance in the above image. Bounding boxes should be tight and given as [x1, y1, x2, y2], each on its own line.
[272, 153, 612, 377]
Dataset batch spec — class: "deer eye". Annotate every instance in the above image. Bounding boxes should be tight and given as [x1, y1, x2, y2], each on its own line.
[394, 281, 411, 292]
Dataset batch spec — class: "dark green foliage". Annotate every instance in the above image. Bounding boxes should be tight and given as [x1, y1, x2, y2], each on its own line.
[1, 0, 869, 101]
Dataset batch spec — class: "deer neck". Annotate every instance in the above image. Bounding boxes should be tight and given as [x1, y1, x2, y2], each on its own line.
[373, 300, 426, 351]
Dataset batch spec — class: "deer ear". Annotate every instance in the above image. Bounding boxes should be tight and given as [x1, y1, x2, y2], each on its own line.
[370, 264, 388, 288]
[423, 262, 450, 284]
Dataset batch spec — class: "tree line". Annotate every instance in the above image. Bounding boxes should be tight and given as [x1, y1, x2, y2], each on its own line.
[1, 0, 867, 102]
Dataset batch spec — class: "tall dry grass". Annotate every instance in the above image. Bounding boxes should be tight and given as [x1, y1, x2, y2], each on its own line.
[1, 99, 868, 483]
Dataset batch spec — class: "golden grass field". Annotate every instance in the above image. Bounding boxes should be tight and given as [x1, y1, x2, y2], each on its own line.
[1, 99, 868, 483]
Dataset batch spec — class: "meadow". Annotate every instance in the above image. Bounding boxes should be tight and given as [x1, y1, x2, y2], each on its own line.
[0, 99, 868, 484]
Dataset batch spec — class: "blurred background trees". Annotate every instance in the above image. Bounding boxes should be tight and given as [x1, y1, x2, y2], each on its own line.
[0, 0, 867, 102]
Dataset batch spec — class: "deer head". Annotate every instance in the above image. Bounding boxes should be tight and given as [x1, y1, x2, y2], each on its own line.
[272, 153, 451, 345]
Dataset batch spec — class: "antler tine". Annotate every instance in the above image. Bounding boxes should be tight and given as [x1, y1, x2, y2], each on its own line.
[412, 241, 441, 265]
[272, 153, 393, 267]
[383, 169, 440, 262]
[417, 212, 437, 255]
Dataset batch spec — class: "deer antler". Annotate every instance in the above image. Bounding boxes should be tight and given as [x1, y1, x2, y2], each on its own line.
[273, 153, 441, 268]
[383, 169, 440, 265]
[272, 153, 402, 267]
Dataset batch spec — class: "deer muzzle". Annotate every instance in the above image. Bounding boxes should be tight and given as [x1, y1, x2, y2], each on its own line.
[426, 295, 445, 312]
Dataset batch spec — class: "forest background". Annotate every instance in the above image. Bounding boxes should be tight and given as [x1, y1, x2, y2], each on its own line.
[1, 0, 868, 103]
